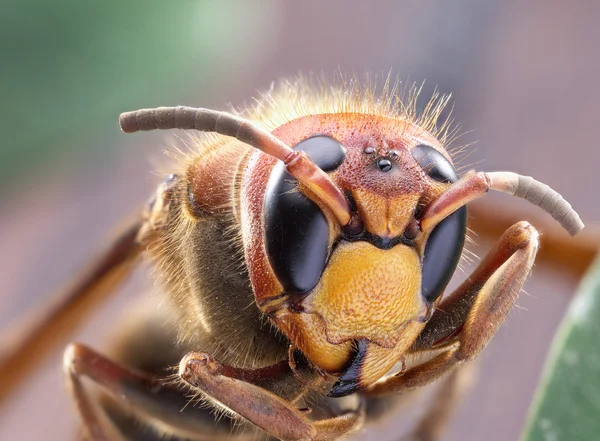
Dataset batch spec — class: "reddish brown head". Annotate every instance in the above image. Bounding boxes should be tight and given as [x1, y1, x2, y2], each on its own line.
[240, 110, 465, 394]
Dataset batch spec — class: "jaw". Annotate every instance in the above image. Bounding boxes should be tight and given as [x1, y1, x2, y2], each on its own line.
[329, 320, 426, 397]
[272, 310, 354, 373]
[272, 241, 428, 390]
[273, 309, 426, 395]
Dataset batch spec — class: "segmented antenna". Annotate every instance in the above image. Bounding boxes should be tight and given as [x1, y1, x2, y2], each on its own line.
[488, 172, 584, 236]
[421, 170, 584, 236]
[119, 106, 351, 226]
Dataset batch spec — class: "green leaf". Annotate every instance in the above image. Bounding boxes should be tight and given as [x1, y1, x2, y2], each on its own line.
[0, 0, 275, 187]
[521, 255, 600, 441]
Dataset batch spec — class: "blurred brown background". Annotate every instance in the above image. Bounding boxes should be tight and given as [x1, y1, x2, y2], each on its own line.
[1, 0, 598, 440]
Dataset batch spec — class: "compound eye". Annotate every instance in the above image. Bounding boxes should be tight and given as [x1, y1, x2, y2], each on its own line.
[413, 144, 465, 303]
[264, 135, 346, 293]
[421, 207, 467, 303]
[294, 135, 347, 171]
[412, 144, 458, 183]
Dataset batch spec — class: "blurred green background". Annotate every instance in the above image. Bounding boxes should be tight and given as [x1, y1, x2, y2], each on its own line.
[1, 1, 598, 440]
[0, 0, 277, 191]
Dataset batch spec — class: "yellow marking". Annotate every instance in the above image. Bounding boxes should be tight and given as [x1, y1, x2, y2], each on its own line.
[352, 190, 419, 238]
[307, 241, 424, 347]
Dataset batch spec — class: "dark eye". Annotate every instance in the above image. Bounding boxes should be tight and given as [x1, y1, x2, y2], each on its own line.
[297, 135, 347, 171]
[413, 145, 465, 303]
[264, 135, 346, 293]
[412, 144, 458, 183]
[421, 207, 467, 303]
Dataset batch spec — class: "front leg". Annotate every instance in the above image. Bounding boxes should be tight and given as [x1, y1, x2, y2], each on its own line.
[63, 343, 251, 441]
[179, 352, 365, 441]
[366, 221, 539, 395]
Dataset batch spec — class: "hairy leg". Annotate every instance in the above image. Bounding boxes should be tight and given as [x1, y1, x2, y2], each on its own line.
[64, 343, 256, 441]
[180, 351, 365, 441]
[366, 221, 538, 395]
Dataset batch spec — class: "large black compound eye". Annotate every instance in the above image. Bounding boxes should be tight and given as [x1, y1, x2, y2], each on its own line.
[264, 135, 346, 293]
[413, 144, 466, 303]
[412, 144, 459, 183]
[421, 208, 467, 303]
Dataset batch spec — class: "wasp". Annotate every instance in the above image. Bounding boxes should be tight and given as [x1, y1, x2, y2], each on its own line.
[0, 79, 584, 441]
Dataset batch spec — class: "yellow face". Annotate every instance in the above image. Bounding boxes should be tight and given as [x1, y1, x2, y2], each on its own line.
[306, 241, 424, 348]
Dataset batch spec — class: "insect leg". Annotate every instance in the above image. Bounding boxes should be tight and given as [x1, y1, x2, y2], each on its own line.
[64, 343, 248, 441]
[365, 221, 538, 396]
[180, 351, 365, 441]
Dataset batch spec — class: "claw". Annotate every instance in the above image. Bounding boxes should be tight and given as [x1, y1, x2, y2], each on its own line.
[179, 351, 219, 382]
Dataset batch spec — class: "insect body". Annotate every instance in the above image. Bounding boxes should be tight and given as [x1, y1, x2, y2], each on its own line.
[0, 80, 584, 441]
